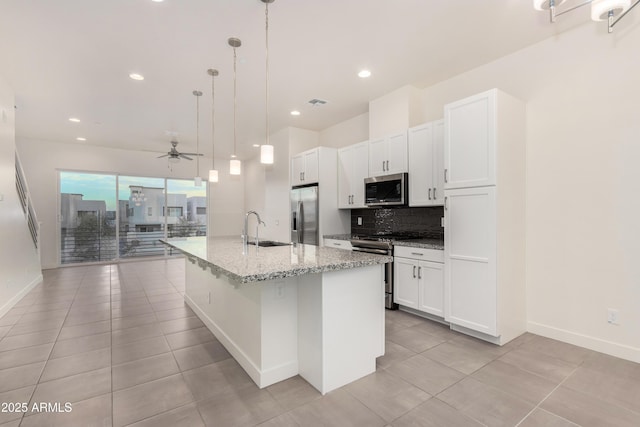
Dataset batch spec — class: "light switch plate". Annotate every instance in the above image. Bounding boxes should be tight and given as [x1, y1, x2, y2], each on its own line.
[357, 217, 362, 226]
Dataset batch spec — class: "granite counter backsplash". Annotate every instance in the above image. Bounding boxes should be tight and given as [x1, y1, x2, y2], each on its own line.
[351, 206, 444, 238]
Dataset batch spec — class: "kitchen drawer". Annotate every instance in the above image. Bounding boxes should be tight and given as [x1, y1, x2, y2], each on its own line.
[394, 246, 443, 263]
[324, 239, 352, 250]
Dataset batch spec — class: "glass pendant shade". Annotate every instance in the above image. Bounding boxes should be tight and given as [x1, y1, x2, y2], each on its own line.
[591, 0, 631, 20]
[260, 144, 274, 164]
[230, 159, 241, 175]
[208, 169, 219, 183]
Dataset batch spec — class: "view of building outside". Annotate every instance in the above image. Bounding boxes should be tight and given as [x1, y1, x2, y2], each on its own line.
[59, 172, 206, 265]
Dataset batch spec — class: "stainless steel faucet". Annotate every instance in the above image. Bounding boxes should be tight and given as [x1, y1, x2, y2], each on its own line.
[243, 210, 265, 251]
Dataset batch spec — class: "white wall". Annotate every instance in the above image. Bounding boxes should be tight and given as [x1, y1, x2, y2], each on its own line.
[17, 138, 244, 269]
[0, 77, 42, 317]
[369, 85, 424, 139]
[319, 113, 369, 148]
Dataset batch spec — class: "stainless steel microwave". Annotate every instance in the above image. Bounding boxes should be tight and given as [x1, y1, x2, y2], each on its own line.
[364, 173, 408, 207]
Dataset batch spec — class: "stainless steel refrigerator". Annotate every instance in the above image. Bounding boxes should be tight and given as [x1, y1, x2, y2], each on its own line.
[291, 184, 319, 245]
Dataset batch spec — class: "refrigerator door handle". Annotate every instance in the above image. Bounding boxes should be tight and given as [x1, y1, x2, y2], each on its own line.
[298, 201, 304, 244]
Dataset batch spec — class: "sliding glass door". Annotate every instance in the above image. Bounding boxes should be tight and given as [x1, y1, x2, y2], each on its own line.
[59, 172, 117, 264]
[59, 171, 207, 265]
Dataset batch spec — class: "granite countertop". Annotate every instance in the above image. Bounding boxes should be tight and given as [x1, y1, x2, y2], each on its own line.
[392, 238, 444, 250]
[161, 236, 393, 284]
[323, 234, 444, 250]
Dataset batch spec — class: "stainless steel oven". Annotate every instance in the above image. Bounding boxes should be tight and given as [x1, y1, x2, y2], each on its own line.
[350, 238, 397, 310]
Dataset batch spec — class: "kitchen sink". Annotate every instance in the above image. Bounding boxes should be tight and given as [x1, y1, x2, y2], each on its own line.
[248, 240, 291, 247]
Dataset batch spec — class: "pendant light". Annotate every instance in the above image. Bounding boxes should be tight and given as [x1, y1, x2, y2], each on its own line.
[193, 90, 203, 186]
[207, 69, 219, 183]
[533, 0, 638, 33]
[229, 37, 242, 176]
[260, 0, 275, 165]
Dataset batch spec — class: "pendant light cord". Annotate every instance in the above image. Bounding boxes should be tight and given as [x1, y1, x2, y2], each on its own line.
[211, 73, 215, 168]
[233, 45, 237, 158]
[265, 2, 270, 147]
[196, 94, 200, 176]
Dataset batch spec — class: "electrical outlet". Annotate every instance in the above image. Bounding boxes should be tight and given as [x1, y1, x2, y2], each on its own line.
[441, 217, 445, 227]
[607, 308, 620, 325]
[208, 291, 211, 304]
[357, 217, 363, 226]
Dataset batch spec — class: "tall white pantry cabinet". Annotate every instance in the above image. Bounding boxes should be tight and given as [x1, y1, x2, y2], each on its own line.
[443, 88, 526, 345]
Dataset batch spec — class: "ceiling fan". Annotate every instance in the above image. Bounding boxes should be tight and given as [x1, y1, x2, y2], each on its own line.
[157, 139, 202, 163]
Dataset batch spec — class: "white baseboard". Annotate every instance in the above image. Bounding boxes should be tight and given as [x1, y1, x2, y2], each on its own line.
[527, 321, 640, 364]
[0, 274, 43, 319]
[184, 294, 298, 388]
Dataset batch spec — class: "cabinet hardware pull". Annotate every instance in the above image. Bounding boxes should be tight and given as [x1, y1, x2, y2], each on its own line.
[418, 266, 422, 279]
[302, 172, 305, 181]
[444, 196, 448, 210]
[433, 188, 437, 200]
[300, 172, 303, 181]
[382, 160, 385, 172]
[386, 160, 389, 171]
[444, 169, 448, 183]
[412, 265, 416, 278]
[411, 252, 423, 256]
[428, 188, 432, 200]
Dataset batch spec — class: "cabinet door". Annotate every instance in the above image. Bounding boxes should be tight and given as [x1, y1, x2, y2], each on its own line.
[303, 149, 319, 184]
[418, 261, 444, 317]
[368, 137, 387, 176]
[408, 123, 434, 207]
[444, 186, 497, 336]
[444, 90, 496, 189]
[432, 120, 445, 205]
[386, 131, 408, 175]
[393, 257, 419, 309]
[291, 155, 305, 186]
[337, 146, 353, 209]
[351, 142, 369, 208]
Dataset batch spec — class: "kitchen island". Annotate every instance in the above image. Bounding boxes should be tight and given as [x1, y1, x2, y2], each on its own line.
[161, 236, 392, 394]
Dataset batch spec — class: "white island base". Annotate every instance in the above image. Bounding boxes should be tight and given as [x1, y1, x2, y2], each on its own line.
[184, 260, 385, 394]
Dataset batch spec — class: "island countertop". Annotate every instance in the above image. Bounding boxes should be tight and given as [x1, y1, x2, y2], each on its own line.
[161, 236, 393, 284]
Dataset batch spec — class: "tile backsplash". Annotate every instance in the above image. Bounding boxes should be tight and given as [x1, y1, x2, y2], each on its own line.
[351, 206, 444, 237]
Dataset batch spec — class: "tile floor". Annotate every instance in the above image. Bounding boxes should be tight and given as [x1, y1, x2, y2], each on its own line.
[1, 258, 639, 426]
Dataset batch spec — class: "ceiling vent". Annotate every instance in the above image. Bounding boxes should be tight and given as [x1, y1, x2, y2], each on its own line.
[308, 98, 328, 107]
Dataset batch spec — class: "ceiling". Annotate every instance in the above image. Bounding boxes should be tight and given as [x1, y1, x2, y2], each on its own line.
[0, 0, 585, 161]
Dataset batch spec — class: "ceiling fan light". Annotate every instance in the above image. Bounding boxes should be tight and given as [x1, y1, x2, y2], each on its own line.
[591, 0, 631, 20]
[260, 144, 274, 164]
[208, 169, 219, 183]
[168, 157, 180, 163]
[533, 0, 565, 11]
[230, 159, 241, 175]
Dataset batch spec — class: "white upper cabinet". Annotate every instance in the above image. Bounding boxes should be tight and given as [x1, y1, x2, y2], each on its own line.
[408, 120, 444, 206]
[368, 131, 408, 176]
[338, 141, 368, 209]
[444, 90, 496, 189]
[291, 148, 319, 186]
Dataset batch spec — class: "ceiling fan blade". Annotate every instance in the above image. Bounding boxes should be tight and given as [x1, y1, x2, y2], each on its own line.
[157, 154, 169, 158]
[180, 154, 194, 160]
[180, 152, 203, 156]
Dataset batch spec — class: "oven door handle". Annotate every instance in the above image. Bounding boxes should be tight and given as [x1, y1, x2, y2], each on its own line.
[352, 247, 391, 255]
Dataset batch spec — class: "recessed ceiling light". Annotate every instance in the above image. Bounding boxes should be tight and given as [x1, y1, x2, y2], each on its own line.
[290, 110, 301, 116]
[68, 117, 80, 123]
[358, 69, 372, 78]
[253, 144, 260, 148]
[76, 137, 87, 141]
[151, 0, 164, 2]
[129, 73, 144, 81]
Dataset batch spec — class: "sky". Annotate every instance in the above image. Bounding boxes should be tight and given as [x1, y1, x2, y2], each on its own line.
[59, 172, 207, 210]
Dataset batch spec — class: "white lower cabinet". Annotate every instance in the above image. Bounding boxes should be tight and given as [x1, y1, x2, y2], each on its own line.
[394, 246, 444, 317]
